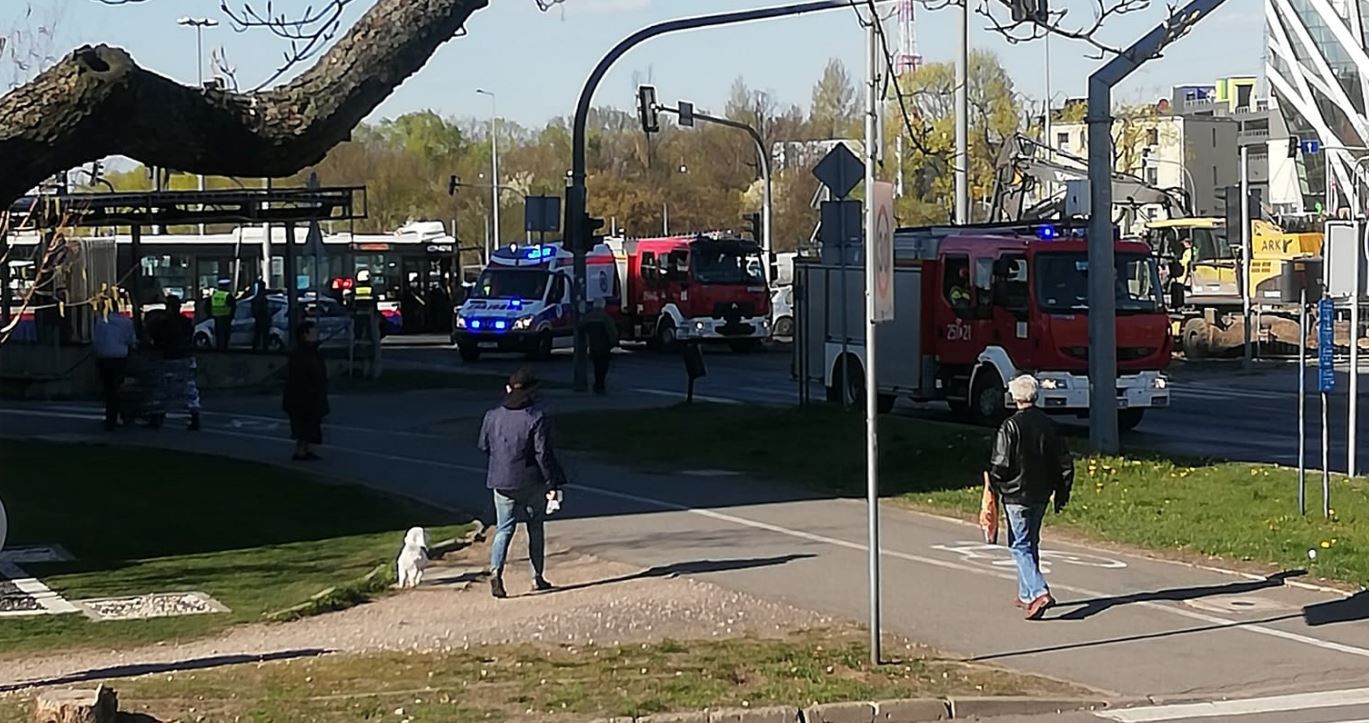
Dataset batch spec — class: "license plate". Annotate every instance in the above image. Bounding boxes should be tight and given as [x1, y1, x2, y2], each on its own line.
[479, 342, 498, 349]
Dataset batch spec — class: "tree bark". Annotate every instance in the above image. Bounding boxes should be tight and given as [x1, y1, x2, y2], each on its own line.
[0, 0, 490, 205]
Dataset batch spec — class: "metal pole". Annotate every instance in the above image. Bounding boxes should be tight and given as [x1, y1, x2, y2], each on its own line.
[953, 0, 968, 223]
[1299, 289, 1307, 515]
[1323, 385, 1331, 518]
[262, 178, 272, 287]
[566, 0, 855, 392]
[863, 13, 881, 666]
[1241, 146, 1252, 366]
[130, 225, 144, 341]
[284, 222, 299, 349]
[1043, 34, 1052, 202]
[1352, 257, 1361, 478]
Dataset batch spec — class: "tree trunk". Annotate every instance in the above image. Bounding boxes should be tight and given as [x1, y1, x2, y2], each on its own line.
[32, 686, 118, 723]
[0, 0, 490, 205]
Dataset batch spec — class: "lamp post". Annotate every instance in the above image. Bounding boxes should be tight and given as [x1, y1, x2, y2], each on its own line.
[178, 16, 218, 236]
[476, 89, 500, 261]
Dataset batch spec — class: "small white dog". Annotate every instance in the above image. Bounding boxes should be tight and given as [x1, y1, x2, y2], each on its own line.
[396, 527, 429, 589]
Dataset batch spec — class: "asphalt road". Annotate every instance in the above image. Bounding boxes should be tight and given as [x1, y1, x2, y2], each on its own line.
[384, 335, 1367, 473]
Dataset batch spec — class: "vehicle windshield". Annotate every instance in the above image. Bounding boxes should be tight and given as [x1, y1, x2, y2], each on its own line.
[1035, 252, 1164, 314]
[471, 268, 549, 300]
[693, 247, 766, 285]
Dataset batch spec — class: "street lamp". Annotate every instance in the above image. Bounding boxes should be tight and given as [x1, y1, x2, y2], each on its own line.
[476, 88, 500, 261]
[178, 16, 218, 235]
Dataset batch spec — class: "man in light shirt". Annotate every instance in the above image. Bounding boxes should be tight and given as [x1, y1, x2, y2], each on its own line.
[92, 300, 137, 431]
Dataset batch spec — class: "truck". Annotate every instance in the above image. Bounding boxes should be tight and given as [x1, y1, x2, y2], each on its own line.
[451, 242, 618, 361]
[796, 222, 1172, 431]
[606, 233, 772, 352]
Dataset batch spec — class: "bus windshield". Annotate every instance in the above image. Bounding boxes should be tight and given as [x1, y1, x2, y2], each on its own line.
[1035, 252, 1163, 314]
[472, 268, 549, 300]
[693, 247, 766, 285]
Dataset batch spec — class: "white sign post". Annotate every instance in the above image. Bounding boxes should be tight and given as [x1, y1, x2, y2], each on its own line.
[872, 181, 895, 322]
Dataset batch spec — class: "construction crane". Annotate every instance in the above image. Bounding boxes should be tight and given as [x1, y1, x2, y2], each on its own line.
[895, 0, 922, 72]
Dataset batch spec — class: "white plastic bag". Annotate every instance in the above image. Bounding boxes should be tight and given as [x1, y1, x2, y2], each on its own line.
[546, 490, 563, 515]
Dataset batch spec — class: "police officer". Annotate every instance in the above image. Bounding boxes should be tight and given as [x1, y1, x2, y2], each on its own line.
[209, 279, 234, 352]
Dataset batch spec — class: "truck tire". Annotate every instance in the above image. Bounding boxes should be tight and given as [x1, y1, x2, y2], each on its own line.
[773, 316, 794, 338]
[528, 331, 554, 361]
[654, 319, 678, 352]
[826, 355, 861, 406]
[1181, 318, 1210, 360]
[1119, 408, 1146, 432]
[457, 342, 481, 362]
[970, 370, 1008, 427]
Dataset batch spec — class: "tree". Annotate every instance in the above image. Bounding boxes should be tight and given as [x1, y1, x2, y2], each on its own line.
[810, 59, 858, 139]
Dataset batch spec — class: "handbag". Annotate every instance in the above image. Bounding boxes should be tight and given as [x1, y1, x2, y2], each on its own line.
[979, 471, 1000, 545]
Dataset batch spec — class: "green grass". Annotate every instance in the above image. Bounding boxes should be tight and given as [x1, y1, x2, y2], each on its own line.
[333, 368, 571, 394]
[0, 631, 1080, 722]
[556, 404, 1368, 587]
[0, 441, 468, 658]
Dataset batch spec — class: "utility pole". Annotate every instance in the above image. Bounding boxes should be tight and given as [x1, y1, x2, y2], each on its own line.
[862, 6, 883, 666]
[566, 0, 853, 392]
[1085, 0, 1230, 453]
[1042, 34, 1052, 202]
[178, 16, 217, 237]
[477, 89, 500, 260]
[1241, 145, 1252, 367]
[954, 0, 969, 223]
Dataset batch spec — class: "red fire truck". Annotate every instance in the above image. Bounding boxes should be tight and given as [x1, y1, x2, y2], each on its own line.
[607, 234, 772, 352]
[795, 222, 1172, 431]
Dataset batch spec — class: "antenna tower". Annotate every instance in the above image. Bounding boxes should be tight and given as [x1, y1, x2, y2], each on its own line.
[895, 0, 922, 73]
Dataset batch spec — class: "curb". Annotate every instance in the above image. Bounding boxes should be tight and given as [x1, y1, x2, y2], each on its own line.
[593, 696, 1110, 723]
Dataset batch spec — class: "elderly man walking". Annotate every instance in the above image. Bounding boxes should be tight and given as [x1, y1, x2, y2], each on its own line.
[987, 375, 1074, 620]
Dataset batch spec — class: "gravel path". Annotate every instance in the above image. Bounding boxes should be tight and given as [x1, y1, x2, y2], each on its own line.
[2, 547, 838, 692]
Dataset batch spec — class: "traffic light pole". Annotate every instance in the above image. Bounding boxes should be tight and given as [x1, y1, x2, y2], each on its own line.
[1085, 0, 1227, 453]
[567, 0, 851, 391]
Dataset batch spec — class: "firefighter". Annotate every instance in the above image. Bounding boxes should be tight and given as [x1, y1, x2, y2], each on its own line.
[209, 279, 234, 352]
[1170, 237, 1193, 308]
[353, 269, 376, 341]
[949, 266, 972, 307]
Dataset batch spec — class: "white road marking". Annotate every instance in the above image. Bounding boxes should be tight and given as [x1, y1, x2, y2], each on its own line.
[1098, 687, 1369, 721]
[633, 388, 743, 405]
[4, 407, 1369, 664]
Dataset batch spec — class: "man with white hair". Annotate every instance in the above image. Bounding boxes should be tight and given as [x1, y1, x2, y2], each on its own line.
[988, 374, 1074, 620]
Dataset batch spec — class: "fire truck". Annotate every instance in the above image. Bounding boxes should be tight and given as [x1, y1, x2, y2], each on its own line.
[452, 242, 618, 361]
[795, 222, 1172, 431]
[607, 234, 772, 352]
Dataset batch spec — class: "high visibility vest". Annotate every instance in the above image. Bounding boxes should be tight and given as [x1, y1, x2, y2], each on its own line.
[210, 290, 231, 317]
[355, 285, 373, 301]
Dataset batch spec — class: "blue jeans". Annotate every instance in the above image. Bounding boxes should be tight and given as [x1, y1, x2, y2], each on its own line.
[1005, 503, 1049, 603]
[489, 488, 546, 579]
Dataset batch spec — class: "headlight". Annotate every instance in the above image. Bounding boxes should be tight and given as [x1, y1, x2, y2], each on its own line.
[455, 316, 467, 329]
[513, 315, 534, 331]
[1152, 376, 1168, 390]
[694, 320, 706, 332]
[1040, 378, 1067, 390]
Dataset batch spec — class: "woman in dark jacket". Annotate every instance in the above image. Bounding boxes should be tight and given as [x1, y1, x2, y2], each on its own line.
[283, 321, 329, 461]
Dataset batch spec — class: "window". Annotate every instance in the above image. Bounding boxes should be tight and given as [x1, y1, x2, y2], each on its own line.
[1213, 166, 1219, 185]
[1056, 132, 1070, 148]
[668, 250, 690, 281]
[1212, 128, 1217, 145]
[547, 273, 567, 303]
[1146, 128, 1159, 146]
[641, 251, 658, 286]
[997, 255, 1029, 311]
[942, 255, 971, 310]
[973, 257, 995, 319]
[1145, 167, 1159, 185]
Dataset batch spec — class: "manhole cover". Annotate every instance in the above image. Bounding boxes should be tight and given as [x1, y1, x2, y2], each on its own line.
[1182, 596, 1290, 614]
[76, 592, 229, 621]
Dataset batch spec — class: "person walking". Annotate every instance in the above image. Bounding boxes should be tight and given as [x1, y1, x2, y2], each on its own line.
[91, 293, 136, 432]
[250, 280, 273, 352]
[987, 374, 1074, 620]
[150, 295, 203, 431]
[478, 367, 566, 599]
[283, 321, 330, 462]
[209, 280, 234, 352]
[579, 300, 618, 394]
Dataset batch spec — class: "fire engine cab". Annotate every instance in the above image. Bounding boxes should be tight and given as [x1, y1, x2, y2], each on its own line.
[796, 223, 1172, 430]
[452, 242, 618, 361]
[607, 234, 772, 352]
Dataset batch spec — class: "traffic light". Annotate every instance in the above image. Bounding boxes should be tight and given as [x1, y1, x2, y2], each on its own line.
[1288, 136, 1300, 159]
[637, 85, 660, 135]
[573, 213, 605, 253]
[678, 101, 696, 128]
[743, 212, 761, 243]
[1009, 0, 1049, 24]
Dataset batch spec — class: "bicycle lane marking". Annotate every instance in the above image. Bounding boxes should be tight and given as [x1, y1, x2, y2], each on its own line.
[5, 408, 1369, 663]
[930, 540, 1128, 574]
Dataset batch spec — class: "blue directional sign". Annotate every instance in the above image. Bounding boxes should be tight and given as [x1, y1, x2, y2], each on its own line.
[1319, 297, 1336, 393]
[1302, 138, 1323, 155]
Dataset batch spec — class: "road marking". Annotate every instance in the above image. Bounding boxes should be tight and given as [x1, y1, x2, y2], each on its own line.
[5, 407, 1369, 664]
[931, 541, 1128, 573]
[633, 388, 743, 405]
[1098, 687, 1369, 721]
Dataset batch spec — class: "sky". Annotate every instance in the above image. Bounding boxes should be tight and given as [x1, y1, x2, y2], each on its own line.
[43, 0, 1263, 129]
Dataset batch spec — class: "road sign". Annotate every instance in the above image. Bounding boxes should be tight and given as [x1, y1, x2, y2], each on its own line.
[524, 195, 562, 233]
[871, 180, 895, 322]
[1319, 297, 1336, 393]
[678, 100, 695, 128]
[812, 143, 865, 200]
[1301, 138, 1322, 154]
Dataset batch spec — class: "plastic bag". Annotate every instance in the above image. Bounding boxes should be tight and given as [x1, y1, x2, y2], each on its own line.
[979, 473, 999, 545]
[546, 490, 563, 515]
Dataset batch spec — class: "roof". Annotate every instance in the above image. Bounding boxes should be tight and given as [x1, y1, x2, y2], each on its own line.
[1145, 218, 1224, 229]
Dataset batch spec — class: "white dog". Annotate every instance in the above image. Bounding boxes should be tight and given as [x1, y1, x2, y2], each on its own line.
[396, 527, 429, 589]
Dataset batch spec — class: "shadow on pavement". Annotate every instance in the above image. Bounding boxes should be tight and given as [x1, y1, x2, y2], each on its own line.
[1050, 570, 1306, 622]
[1304, 589, 1369, 626]
[971, 613, 1302, 663]
[0, 648, 330, 694]
[543, 554, 816, 595]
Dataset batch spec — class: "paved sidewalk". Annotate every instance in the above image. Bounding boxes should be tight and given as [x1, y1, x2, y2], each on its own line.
[4, 398, 1369, 705]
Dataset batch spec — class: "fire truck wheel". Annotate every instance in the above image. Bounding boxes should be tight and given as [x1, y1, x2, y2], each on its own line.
[655, 319, 678, 352]
[970, 370, 1008, 427]
[773, 316, 795, 338]
[529, 331, 555, 361]
[457, 342, 481, 362]
[1119, 408, 1146, 432]
[1181, 318, 1210, 360]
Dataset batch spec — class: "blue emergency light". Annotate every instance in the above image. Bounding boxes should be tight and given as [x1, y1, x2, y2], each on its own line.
[495, 320, 507, 330]
[510, 299, 523, 309]
[471, 320, 482, 330]
[523, 245, 554, 260]
[1035, 224, 1059, 240]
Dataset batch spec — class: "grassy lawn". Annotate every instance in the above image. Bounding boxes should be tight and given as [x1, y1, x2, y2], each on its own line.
[333, 368, 539, 393]
[0, 441, 467, 658]
[556, 404, 1367, 587]
[0, 630, 1079, 722]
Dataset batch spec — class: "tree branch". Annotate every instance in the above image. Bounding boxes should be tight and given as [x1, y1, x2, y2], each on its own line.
[0, 0, 490, 205]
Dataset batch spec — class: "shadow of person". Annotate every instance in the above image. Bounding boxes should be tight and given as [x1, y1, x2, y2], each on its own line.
[542, 554, 816, 595]
[1049, 570, 1307, 622]
[1304, 589, 1369, 626]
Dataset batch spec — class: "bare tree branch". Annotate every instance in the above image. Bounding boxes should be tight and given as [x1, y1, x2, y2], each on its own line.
[0, 0, 492, 206]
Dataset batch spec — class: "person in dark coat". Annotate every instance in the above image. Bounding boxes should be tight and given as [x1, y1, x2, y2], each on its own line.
[151, 295, 202, 431]
[251, 280, 273, 352]
[283, 321, 329, 461]
[579, 301, 618, 394]
[477, 367, 566, 599]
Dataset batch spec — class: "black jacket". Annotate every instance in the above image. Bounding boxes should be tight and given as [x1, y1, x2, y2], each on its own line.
[988, 407, 1073, 508]
[477, 393, 567, 493]
[282, 344, 330, 419]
